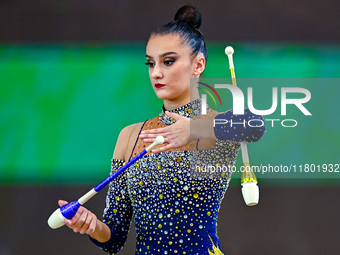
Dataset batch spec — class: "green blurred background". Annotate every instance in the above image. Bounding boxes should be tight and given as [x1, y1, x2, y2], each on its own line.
[1, 43, 339, 184]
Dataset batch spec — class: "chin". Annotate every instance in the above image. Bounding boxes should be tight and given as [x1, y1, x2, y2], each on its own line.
[154, 91, 173, 100]
[154, 88, 189, 102]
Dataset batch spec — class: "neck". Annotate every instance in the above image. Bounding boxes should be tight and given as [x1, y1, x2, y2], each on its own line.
[163, 98, 189, 111]
[163, 86, 200, 111]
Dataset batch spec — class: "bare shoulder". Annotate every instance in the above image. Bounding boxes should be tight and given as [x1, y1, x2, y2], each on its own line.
[113, 122, 144, 161]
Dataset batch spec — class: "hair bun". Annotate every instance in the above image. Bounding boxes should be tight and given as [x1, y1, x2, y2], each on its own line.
[174, 5, 202, 29]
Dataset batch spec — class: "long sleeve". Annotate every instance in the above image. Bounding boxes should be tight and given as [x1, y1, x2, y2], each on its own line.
[213, 108, 266, 142]
[89, 159, 133, 254]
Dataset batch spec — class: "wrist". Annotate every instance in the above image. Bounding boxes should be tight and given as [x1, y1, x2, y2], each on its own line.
[90, 220, 111, 243]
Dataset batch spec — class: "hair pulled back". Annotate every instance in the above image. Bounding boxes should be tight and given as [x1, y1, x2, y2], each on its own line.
[151, 5, 207, 61]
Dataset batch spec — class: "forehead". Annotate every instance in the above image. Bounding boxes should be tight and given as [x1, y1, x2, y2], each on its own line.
[146, 34, 191, 57]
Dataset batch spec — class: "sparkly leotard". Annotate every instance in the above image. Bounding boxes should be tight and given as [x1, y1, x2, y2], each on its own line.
[90, 99, 265, 254]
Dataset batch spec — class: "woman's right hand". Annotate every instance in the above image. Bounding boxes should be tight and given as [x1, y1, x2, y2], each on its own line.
[58, 200, 98, 235]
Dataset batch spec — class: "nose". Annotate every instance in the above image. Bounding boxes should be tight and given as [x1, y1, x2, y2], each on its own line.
[150, 64, 163, 80]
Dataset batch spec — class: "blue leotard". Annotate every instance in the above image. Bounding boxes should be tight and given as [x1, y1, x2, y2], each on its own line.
[90, 99, 265, 254]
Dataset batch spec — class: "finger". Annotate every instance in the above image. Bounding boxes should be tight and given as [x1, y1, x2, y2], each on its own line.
[86, 215, 97, 235]
[140, 129, 158, 136]
[165, 111, 185, 121]
[140, 133, 157, 139]
[63, 207, 84, 229]
[58, 200, 68, 207]
[140, 127, 169, 138]
[142, 138, 155, 143]
[140, 129, 152, 134]
[69, 207, 83, 225]
[80, 212, 92, 234]
[142, 131, 169, 141]
[65, 219, 73, 226]
[72, 209, 87, 232]
[144, 135, 172, 144]
[143, 135, 168, 143]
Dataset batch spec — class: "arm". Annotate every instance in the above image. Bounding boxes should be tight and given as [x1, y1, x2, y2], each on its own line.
[89, 159, 133, 253]
[58, 125, 133, 238]
[196, 109, 266, 142]
[140, 109, 266, 152]
[88, 125, 136, 253]
[58, 125, 137, 253]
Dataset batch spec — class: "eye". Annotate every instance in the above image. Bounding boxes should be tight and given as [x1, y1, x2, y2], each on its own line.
[164, 59, 175, 66]
[145, 61, 155, 68]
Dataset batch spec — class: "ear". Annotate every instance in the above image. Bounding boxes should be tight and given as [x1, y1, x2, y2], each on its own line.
[193, 54, 206, 76]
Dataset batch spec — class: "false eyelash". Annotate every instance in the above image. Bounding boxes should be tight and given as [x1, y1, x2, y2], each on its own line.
[145, 62, 155, 67]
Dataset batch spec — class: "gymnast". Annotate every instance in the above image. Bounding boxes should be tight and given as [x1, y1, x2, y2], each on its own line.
[58, 5, 265, 254]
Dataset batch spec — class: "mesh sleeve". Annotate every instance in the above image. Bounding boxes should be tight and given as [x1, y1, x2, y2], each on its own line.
[213, 109, 266, 142]
[89, 159, 133, 254]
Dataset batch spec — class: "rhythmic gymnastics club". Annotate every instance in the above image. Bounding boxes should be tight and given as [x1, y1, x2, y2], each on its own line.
[48, 136, 165, 229]
[225, 46, 259, 206]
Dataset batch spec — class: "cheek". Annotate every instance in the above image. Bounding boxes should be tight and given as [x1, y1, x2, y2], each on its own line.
[181, 62, 195, 77]
[170, 64, 193, 83]
[149, 69, 153, 80]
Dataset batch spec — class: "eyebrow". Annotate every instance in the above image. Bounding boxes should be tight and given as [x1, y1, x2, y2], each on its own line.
[146, 52, 178, 59]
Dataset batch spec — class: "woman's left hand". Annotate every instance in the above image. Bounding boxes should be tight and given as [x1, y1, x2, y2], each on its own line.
[139, 111, 190, 153]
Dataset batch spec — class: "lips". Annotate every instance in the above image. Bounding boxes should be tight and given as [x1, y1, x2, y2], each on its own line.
[155, 83, 165, 88]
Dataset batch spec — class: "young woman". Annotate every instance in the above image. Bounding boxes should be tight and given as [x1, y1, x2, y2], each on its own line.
[58, 5, 265, 254]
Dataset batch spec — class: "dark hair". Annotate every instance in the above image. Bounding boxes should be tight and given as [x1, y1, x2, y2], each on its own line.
[151, 5, 207, 61]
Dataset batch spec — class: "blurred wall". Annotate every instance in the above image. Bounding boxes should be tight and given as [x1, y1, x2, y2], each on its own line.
[0, 0, 339, 42]
[0, 1, 339, 255]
